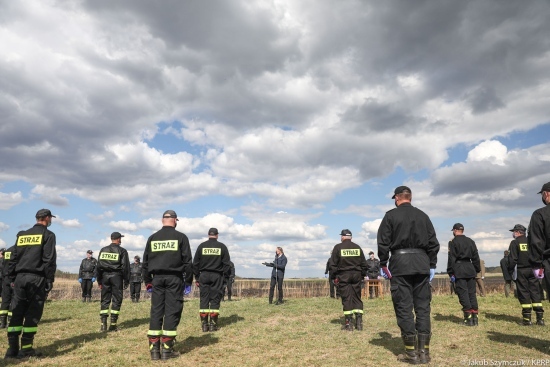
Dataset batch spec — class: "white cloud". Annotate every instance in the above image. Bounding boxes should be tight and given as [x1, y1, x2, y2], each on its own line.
[0, 191, 24, 210]
[56, 218, 82, 228]
[467, 140, 507, 166]
[0, 222, 9, 232]
[109, 220, 138, 232]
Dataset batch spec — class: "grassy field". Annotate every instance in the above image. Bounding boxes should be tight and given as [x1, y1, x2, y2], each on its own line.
[0, 292, 549, 367]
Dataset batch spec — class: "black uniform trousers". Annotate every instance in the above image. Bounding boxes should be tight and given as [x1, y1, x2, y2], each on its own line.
[337, 271, 363, 314]
[516, 267, 542, 308]
[100, 273, 123, 316]
[328, 272, 340, 298]
[454, 278, 478, 311]
[269, 272, 284, 302]
[223, 278, 232, 300]
[130, 282, 141, 300]
[8, 273, 46, 339]
[81, 279, 93, 298]
[390, 274, 431, 337]
[200, 271, 223, 312]
[148, 275, 183, 337]
[0, 278, 14, 316]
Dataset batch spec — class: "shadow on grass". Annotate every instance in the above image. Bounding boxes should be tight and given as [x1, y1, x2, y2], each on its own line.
[219, 314, 245, 328]
[433, 313, 463, 324]
[487, 331, 550, 355]
[118, 317, 149, 330]
[40, 331, 109, 358]
[484, 312, 520, 324]
[369, 331, 402, 355]
[180, 333, 219, 353]
[330, 317, 344, 325]
[40, 317, 71, 324]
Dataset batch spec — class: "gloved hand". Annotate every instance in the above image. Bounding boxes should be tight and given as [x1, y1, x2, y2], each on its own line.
[450, 275, 456, 283]
[146, 283, 153, 293]
[533, 268, 545, 279]
[429, 268, 436, 282]
[45, 281, 53, 293]
[78, 278, 82, 284]
[195, 281, 200, 288]
[380, 266, 392, 279]
[333, 278, 340, 285]
[91, 277, 96, 282]
[231, 277, 235, 284]
[184, 285, 192, 295]
[324, 274, 328, 278]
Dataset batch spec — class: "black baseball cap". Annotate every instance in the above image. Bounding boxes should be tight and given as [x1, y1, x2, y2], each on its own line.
[452, 223, 464, 231]
[340, 229, 352, 236]
[134, 255, 140, 260]
[509, 224, 526, 232]
[538, 182, 550, 194]
[36, 209, 56, 218]
[86, 250, 93, 254]
[163, 210, 179, 221]
[208, 228, 219, 235]
[111, 232, 124, 240]
[368, 251, 374, 255]
[392, 186, 411, 199]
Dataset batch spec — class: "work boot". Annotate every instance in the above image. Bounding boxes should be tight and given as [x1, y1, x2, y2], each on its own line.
[341, 315, 353, 331]
[417, 333, 431, 364]
[209, 313, 218, 332]
[200, 313, 209, 332]
[17, 336, 42, 359]
[148, 337, 160, 361]
[160, 337, 180, 360]
[109, 315, 118, 332]
[4, 334, 19, 359]
[269, 297, 273, 305]
[535, 310, 545, 326]
[87, 297, 92, 303]
[471, 309, 479, 326]
[522, 309, 533, 326]
[463, 311, 474, 326]
[100, 316, 108, 332]
[0, 314, 7, 329]
[397, 334, 419, 364]
[355, 314, 363, 331]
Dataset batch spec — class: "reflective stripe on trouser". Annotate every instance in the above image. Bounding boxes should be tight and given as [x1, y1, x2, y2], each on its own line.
[338, 271, 363, 314]
[100, 273, 123, 314]
[455, 278, 478, 311]
[199, 309, 211, 313]
[390, 274, 432, 336]
[149, 275, 184, 334]
[148, 329, 162, 336]
[199, 271, 224, 312]
[8, 273, 46, 337]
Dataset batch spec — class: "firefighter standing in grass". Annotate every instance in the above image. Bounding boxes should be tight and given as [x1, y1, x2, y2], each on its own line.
[143, 210, 193, 360]
[377, 186, 440, 365]
[446, 223, 481, 326]
[96, 232, 130, 332]
[509, 223, 544, 325]
[5, 209, 57, 359]
[78, 250, 97, 302]
[130, 256, 143, 303]
[193, 228, 231, 332]
[330, 229, 368, 331]
[0, 245, 15, 329]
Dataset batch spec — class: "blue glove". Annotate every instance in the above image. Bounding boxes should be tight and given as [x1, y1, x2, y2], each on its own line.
[324, 274, 328, 278]
[78, 278, 82, 283]
[184, 285, 192, 295]
[450, 275, 456, 283]
[429, 268, 435, 282]
[91, 277, 96, 282]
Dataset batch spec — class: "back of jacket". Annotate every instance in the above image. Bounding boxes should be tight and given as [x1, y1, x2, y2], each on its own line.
[142, 226, 193, 284]
[79, 257, 97, 279]
[508, 235, 530, 269]
[2, 245, 15, 280]
[193, 238, 231, 278]
[329, 240, 368, 278]
[500, 256, 512, 281]
[96, 244, 130, 283]
[9, 224, 57, 282]
[528, 204, 550, 267]
[130, 262, 143, 283]
[446, 235, 481, 279]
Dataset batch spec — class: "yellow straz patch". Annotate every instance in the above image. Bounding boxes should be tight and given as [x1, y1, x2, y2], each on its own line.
[341, 249, 360, 257]
[520, 243, 528, 252]
[17, 235, 43, 246]
[100, 252, 119, 261]
[4, 252, 11, 260]
[202, 248, 221, 256]
[151, 241, 178, 252]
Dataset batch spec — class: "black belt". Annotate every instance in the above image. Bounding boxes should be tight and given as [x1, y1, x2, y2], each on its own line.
[455, 259, 471, 263]
[393, 248, 424, 255]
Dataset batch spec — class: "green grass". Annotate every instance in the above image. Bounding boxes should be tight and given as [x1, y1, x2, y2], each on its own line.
[1, 294, 549, 366]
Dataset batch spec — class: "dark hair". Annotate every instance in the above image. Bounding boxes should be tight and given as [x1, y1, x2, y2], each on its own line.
[277, 247, 284, 254]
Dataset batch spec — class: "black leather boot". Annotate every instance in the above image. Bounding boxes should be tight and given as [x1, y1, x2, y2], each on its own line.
[522, 309, 533, 326]
[200, 313, 209, 332]
[355, 314, 363, 331]
[471, 309, 479, 326]
[100, 316, 108, 332]
[341, 315, 353, 331]
[535, 309, 545, 326]
[397, 334, 419, 364]
[148, 337, 160, 360]
[417, 333, 431, 364]
[17, 335, 42, 359]
[463, 311, 474, 326]
[209, 313, 218, 331]
[4, 334, 19, 359]
[161, 337, 180, 360]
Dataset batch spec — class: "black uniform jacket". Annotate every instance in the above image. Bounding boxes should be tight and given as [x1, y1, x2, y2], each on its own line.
[130, 262, 143, 283]
[366, 258, 380, 277]
[446, 235, 481, 279]
[500, 256, 513, 281]
[2, 245, 15, 281]
[8, 224, 57, 283]
[377, 203, 440, 277]
[508, 235, 530, 270]
[226, 261, 235, 279]
[96, 243, 130, 285]
[142, 226, 193, 285]
[193, 238, 231, 279]
[528, 203, 550, 267]
[329, 239, 368, 279]
[79, 257, 97, 279]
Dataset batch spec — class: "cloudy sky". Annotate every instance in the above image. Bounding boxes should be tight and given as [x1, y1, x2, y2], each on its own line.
[1, 1, 549, 278]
